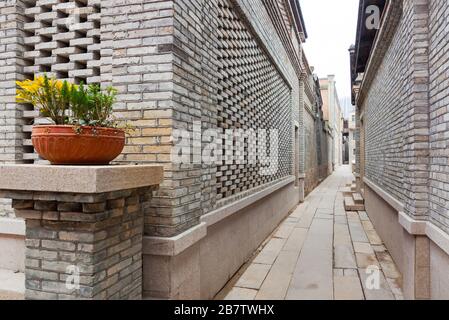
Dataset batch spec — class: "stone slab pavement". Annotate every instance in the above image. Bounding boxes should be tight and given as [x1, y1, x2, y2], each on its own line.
[217, 165, 403, 300]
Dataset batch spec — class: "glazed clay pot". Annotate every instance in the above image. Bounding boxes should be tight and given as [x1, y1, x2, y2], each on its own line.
[32, 125, 125, 165]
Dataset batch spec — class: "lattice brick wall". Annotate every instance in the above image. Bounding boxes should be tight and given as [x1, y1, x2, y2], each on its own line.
[216, 0, 293, 201]
[21, 0, 101, 163]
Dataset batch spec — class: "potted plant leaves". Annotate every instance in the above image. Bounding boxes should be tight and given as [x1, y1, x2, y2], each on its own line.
[16, 75, 125, 165]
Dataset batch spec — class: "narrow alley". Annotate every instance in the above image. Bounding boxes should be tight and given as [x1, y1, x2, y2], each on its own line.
[218, 166, 403, 300]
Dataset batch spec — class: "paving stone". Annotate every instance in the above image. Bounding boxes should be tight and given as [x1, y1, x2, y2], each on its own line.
[256, 250, 301, 300]
[356, 253, 380, 269]
[359, 269, 395, 300]
[348, 218, 369, 243]
[365, 230, 383, 245]
[333, 269, 344, 276]
[334, 275, 364, 300]
[353, 242, 375, 254]
[376, 251, 401, 279]
[343, 269, 359, 277]
[334, 215, 348, 225]
[274, 222, 296, 239]
[362, 220, 374, 231]
[286, 219, 333, 300]
[372, 245, 387, 252]
[224, 287, 257, 300]
[282, 228, 308, 253]
[358, 211, 369, 221]
[253, 238, 286, 265]
[220, 167, 404, 301]
[334, 224, 357, 269]
[296, 207, 316, 229]
[346, 211, 359, 220]
[235, 263, 271, 290]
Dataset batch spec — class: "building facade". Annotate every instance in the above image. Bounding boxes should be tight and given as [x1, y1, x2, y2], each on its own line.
[348, 111, 356, 170]
[320, 75, 344, 171]
[351, 0, 449, 299]
[0, 0, 334, 299]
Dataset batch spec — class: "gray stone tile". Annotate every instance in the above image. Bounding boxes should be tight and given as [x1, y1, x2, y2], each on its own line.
[286, 219, 334, 300]
[224, 287, 258, 300]
[253, 238, 286, 265]
[235, 263, 271, 290]
[256, 250, 300, 300]
[334, 275, 364, 300]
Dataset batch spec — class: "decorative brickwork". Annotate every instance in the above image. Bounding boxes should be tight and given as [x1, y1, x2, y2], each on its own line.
[1, 186, 156, 299]
[216, 0, 292, 201]
[0, 0, 319, 240]
[428, 0, 449, 230]
[356, 0, 449, 233]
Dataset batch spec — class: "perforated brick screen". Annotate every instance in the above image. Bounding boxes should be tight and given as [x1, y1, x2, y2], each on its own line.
[216, 0, 293, 201]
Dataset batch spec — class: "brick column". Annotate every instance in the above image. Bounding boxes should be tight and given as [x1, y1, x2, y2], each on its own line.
[0, 165, 163, 300]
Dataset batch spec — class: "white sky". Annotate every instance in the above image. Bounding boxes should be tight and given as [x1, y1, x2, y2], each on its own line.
[300, 0, 359, 117]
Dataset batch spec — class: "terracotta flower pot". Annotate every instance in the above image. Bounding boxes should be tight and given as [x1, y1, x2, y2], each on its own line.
[32, 125, 125, 165]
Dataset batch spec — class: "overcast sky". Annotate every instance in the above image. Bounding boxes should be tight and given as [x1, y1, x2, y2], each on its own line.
[300, 0, 359, 117]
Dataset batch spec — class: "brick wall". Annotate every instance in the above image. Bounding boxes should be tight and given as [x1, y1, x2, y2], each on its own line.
[428, 0, 449, 231]
[360, 0, 449, 233]
[1, 0, 311, 238]
[362, 5, 407, 203]
[0, 0, 27, 217]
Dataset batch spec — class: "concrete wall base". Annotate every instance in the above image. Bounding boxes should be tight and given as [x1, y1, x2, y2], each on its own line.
[143, 180, 299, 299]
[365, 183, 449, 300]
[0, 218, 25, 272]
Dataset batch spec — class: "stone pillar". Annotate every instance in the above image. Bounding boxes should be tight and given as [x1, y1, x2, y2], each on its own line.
[0, 165, 163, 300]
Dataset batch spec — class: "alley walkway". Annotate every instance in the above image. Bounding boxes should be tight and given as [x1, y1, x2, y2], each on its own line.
[217, 166, 404, 300]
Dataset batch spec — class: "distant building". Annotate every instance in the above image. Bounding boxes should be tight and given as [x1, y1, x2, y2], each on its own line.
[320, 76, 344, 170]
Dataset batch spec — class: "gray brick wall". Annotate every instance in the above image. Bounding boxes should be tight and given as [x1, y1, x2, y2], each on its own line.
[0, 0, 28, 217]
[360, 0, 449, 233]
[1, 0, 313, 237]
[429, 0, 449, 231]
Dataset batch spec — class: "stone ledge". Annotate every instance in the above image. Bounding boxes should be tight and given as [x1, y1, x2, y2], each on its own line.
[0, 217, 25, 236]
[201, 176, 295, 227]
[142, 223, 207, 256]
[0, 165, 163, 194]
[363, 177, 404, 213]
[365, 178, 449, 258]
[398, 211, 426, 235]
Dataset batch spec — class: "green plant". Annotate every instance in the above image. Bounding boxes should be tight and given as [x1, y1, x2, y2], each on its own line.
[70, 83, 118, 128]
[16, 75, 72, 125]
[17, 75, 119, 128]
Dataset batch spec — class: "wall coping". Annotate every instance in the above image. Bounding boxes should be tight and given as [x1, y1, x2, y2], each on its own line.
[142, 223, 207, 256]
[0, 217, 25, 236]
[201, 176, 295, 227]
[0, 164, 164, 194]
[363, 177, 404, 212]
[365, 177, 449, 257]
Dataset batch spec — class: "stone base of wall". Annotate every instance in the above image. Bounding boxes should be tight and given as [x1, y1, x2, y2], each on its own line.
[365, 183, 449, 300]
[0, 218, 25, 272]
[142, 179, 299, 299]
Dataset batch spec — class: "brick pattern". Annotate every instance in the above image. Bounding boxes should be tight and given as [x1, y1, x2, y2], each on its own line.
[1, 0, 310, 238]
[363, 7, 407, 203]
[428, 0, 449, 230]
[2, 186, 156, 299]
[360, 0, 449, 233]
[0, 1, 27, 217]
[20, 0, 102, 163]
[216, 0, 292, 201]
